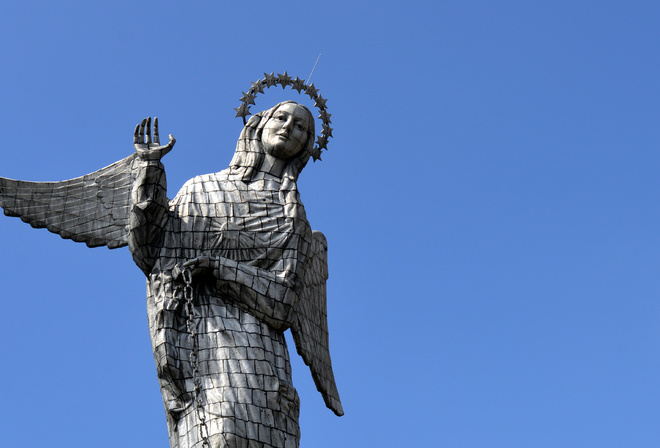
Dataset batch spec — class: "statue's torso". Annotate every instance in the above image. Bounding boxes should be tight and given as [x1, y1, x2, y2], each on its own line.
[146, 170, 302, 448]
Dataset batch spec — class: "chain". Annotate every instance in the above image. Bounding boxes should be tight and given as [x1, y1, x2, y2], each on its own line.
[183, 268, 210, 448]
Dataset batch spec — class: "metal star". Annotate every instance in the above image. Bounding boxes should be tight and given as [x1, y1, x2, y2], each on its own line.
[305, 83, 319, 97]
[264, 72, 277, 87]
[234, 103, 251, 118]
[291, 77, 305, 93]
[314, 95, 327, 109]
[311, 147, 323, 162]
[319, 109, 332, 123]
[315, 135, 328, 150]
[278, 71, 292, 89]
[250, 80, 264, 94]
[322, 124, 334, 138]
[240, 91, 256, 106]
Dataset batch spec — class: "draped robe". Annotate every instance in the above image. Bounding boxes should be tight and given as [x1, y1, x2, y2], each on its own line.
[130, 162, 311, 448]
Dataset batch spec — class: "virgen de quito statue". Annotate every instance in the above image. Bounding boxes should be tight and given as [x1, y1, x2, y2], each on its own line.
[0, 73, 342, 448]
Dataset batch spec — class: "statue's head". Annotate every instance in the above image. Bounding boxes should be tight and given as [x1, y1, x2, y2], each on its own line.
[261, 102, 315, 160]
[230, 101, 316, 181]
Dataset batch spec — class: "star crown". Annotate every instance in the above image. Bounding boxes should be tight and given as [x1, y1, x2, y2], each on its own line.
[235, 72, 333, 161]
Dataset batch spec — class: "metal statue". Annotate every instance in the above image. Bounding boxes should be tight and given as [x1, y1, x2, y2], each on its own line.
[0, 74, 342, 448]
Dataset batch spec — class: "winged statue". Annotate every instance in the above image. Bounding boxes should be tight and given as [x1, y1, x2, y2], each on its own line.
[0, 99, 342, 448]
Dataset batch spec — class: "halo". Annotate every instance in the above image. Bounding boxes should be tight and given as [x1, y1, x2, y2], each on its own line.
[234, 72, 333, 161]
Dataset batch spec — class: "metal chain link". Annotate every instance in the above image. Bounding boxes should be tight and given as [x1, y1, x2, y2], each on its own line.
[183, 268, 210, 448]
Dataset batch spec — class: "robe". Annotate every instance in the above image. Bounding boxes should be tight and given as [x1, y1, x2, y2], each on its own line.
[130, 162, 311, 448]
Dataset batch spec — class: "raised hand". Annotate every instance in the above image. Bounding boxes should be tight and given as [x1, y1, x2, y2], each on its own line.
[134, 117, 176, 161]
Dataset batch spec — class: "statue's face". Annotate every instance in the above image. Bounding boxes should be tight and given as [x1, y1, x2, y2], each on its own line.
[262, 103, 310, 159]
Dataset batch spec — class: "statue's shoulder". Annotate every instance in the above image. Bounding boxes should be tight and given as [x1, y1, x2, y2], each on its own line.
[171, 170, 234, 206]
[179, 170, 230, 191]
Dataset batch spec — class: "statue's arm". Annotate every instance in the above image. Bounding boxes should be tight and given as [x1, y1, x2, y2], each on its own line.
[175, 253, 306, 330]
[127, 117, 175, 275]
[215, 257, 300, 329]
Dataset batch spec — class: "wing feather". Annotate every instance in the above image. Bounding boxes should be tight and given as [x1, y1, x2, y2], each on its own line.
[291, 230, 344, 416]
[0, 154, 138, 249]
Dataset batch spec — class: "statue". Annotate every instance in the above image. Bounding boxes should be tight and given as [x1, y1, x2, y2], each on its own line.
[0, 73, 342, 448]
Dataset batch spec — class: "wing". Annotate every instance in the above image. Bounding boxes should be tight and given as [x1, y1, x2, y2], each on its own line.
[291, 230, 344, 416]
[0, 154, 138, 249]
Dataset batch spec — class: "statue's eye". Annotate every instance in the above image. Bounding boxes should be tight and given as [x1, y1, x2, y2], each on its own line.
[296, 123, 305, 131]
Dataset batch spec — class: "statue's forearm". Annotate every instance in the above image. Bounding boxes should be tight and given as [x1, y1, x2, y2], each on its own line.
[129, 161, 169, 275]
[212, 257, 298, 330]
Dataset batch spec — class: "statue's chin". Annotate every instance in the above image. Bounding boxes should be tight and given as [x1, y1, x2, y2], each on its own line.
[265, 142, 302, 161]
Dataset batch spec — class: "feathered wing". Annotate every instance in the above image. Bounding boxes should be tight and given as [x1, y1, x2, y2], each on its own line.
[0, 154, 139, 249]
[291, 230, 344, 416]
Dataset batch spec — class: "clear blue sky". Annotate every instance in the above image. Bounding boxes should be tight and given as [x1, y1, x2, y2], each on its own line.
[0, 2, 658, 447]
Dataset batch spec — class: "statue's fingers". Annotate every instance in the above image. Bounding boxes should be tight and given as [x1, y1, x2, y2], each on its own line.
[133, 124, 140, 144]
[158, 134, 176, 156]
[182, 259, 200, 275]
[139, 118, 147, 144]
[145, 117, 152, 144]
[183, 257, 210, 276]
[153, 117, 160, 144]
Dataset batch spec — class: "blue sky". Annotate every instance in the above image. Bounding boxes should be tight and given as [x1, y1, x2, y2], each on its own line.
[0, 1, 658, 447]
